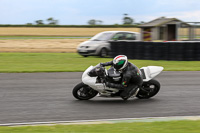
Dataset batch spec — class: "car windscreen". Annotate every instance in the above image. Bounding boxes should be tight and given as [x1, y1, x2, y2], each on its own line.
[90, 32, 113, 41]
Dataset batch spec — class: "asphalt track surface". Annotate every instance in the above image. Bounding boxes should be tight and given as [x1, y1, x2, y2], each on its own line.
[0, 71, 200, 124]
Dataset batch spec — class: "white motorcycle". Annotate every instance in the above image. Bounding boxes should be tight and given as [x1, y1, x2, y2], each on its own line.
[72, 64, 164, 100]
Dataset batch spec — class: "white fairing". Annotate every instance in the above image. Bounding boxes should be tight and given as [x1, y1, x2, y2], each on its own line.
[82, 66, 97, 88]
[140, 66, 164, 82]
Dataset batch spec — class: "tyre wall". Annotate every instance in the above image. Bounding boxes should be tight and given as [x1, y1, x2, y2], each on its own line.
[109, 41, 200, 61]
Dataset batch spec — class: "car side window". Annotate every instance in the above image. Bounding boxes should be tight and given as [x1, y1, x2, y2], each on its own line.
[111, 33, 126, 40]
[125, 33, 136, 40]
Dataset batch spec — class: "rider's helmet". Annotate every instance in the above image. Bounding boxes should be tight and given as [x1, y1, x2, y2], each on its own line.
[113, 55, 128, 71]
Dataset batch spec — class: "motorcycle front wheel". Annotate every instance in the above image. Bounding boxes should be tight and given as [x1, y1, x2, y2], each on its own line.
[136, 79, 160, 99]
[72, 82, 98, 100]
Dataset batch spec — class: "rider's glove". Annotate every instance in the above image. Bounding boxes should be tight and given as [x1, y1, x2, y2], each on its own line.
[100, 63, 104, 67]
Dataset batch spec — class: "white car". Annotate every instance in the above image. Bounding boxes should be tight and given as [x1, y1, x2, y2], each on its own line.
[77, 31, 141, 57]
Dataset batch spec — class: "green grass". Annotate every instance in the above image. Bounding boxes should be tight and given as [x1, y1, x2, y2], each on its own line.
[0, 53, 200, 73]
[0, 120, 200, 133]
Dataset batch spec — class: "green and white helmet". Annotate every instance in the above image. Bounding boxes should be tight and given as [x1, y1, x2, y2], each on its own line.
[113, 55, 128, 70]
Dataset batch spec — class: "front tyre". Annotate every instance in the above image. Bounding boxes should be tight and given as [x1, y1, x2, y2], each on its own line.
[136, 79, 160, 99]
[72, 82, 98, 100]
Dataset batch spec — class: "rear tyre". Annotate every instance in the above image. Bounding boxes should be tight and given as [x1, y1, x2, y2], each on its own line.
[136, 79, 160, 99]
[72, 82, 98, 100]
[100, 48, 108, 58]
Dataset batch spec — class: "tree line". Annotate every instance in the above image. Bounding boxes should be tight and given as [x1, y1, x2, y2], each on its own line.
[88, 14, 144, 25]
[26, 17, 59, 25]
[25, 14, 144, 26]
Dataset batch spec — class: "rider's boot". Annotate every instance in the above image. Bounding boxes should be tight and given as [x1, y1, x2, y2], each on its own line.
[120, 84, 138, 100]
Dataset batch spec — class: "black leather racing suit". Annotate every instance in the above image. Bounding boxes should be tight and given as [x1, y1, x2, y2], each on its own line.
[101, 61, 143, 98]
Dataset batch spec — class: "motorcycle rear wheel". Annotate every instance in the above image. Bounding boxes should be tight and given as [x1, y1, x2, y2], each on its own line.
[72, 82, 98, 100]
[136, 79, 160, 99]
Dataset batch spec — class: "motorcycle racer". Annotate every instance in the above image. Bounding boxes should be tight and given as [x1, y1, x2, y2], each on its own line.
[100, 55, 143, 100]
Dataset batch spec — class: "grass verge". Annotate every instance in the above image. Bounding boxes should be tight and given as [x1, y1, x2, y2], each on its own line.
[0, 53, 200, 73]
[0, 120, 200, 133]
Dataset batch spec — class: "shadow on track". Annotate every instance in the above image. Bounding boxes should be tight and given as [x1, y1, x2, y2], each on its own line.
[71, 98, 160, 105]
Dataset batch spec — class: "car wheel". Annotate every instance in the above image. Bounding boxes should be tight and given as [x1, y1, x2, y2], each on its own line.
[100, 48, 108, 58]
